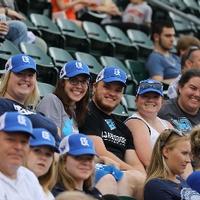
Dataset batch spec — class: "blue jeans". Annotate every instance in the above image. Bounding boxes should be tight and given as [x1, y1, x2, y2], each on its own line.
[6, 20, 29, 46]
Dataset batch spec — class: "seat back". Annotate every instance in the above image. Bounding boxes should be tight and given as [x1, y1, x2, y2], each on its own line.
[20, 42, 58, 85]
[49, 47, 74, 68]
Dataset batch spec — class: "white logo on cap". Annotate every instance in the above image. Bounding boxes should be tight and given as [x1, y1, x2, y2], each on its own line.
[42, 131, 51, 141]
[80, 137, 89, 146]
[114, 69, 121, 76]
[75, 61, 83, 69]
[17, 115, 27, 126]
[22, 56, 30, 63]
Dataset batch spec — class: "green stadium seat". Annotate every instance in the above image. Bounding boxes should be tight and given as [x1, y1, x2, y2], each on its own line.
[48, 47, 74, 69]
[82, 21, 115, 57]
[56, 18, 90, 53]
[0, 39, 20, 69]
[104, 25, 138, 59]
[126, 29, 153, 58]
[30, 13, 65, 48]
[125, 59, 149, 83]
[20, 42, 58, 85]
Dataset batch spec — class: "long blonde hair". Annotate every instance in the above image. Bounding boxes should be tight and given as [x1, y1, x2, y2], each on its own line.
[56, 154, 93, 191]
[38, 155, 57, 192]
[0, 71, 40, 108]
[146, 129, 190, 184]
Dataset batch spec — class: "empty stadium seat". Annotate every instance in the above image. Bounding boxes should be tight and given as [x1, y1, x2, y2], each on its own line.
[48, 47, 74, 69]
[126, 29, 153, 58]
[0, 39, 20, 69]
[30, 13, 65, 48]
[82, 21, 115, 56]
[37, 81, 55, 98]
[104, 25, 138, 59]
[20, 42, 58, 85]
[56, 18, 90, 53]
[125, 59, 149, 83]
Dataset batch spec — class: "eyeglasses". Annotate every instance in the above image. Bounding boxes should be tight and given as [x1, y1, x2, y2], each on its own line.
[64, 77, 89, 87]
[160, 129, 186, 149]
[185, 46, 200, 60]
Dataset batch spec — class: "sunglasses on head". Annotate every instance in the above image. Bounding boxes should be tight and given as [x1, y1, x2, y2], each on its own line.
[185, 46, 200, 60]
[138, 81, 163, 92]
[160, 129, 186, 149]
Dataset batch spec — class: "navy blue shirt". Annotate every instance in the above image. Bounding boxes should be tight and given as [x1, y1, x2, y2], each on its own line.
[0, 98, 60, 144]
[144, 178, 200, 200]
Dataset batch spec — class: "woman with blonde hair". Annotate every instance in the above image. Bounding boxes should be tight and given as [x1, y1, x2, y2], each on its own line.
[0, 54, 60, 142]
[53, 133, 102, 199]
[144, 129, 200, 200]
[26, 128, 59, 200]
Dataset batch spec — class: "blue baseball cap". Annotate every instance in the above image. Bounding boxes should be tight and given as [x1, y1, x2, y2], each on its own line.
[5, 54, 37, 73]
[59, 133, 96, 156]
[96, 66, 127, 86]
[136, 79, 163, 96]
[59, 60, 90, 79]
[30, 128, 59, 153]
[0, 112, 33, 137]
[187, 171, 200, 193]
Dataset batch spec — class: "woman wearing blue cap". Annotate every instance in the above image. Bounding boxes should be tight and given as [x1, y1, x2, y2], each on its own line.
[52, 133, 102, 199]
[125, 79, 173, 169]
[26, 128, 59, 200]
[36, 60, 90, 138]
[0, 54, 60, 143]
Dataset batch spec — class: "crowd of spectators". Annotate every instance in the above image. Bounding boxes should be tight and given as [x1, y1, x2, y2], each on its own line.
[1, 0, 200, 200]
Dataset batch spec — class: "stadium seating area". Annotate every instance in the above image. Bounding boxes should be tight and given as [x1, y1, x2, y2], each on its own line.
[1, 0, 200, 116]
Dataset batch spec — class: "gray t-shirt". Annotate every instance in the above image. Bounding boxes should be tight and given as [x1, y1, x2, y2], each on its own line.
[122, 2, 152, 25]
[158, 98, 200, 133]
[36, 93, 78, 138]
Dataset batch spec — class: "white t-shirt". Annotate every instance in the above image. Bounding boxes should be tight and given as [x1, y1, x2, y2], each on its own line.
[0, 166, 45, 200]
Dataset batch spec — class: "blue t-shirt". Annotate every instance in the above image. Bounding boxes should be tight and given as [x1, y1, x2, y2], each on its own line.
[144, 178, 200, 200]
[145, 51, 181, 79]
[0, 98, 60, 144]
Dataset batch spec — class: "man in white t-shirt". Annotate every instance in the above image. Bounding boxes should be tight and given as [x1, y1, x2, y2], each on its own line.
[0, 112, 45, 200]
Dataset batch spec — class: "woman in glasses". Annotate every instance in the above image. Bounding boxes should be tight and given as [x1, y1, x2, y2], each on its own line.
[125, 79, 173, 169]
[159, 68, 200, 133]
[144, 129, 200, 200]
[36, 60, 90, 139]
[186, 126, 200, 193]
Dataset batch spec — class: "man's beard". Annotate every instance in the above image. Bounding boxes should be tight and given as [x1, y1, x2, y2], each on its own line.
[93, 96, 118, 114]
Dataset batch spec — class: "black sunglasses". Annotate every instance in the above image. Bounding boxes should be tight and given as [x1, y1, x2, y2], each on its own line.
[185, 46, 200, 60]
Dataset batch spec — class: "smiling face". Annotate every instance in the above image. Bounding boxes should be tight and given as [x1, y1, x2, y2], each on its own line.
[136, 92, 162, 116]
[0, 131, 29, 178]
[163, 139, 191, 176]
[93, 81, 124, 115]
[5, 70, 36, 104]
[178, 76, 200, 115]
[65, 155, 95, 184]
[63, 75, 89, 105]
[26, 146, 54, 177]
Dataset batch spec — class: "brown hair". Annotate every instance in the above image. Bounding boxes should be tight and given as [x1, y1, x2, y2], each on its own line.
[56, 154, 93, 191]
[54, 79, 90, 127]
